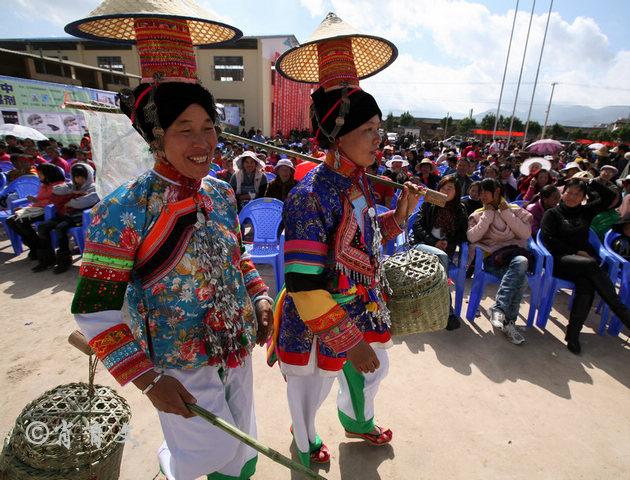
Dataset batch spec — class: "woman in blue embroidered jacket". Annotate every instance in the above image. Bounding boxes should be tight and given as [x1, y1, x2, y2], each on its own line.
[268, 82, 423, 467]
[71, 81, 273, 480]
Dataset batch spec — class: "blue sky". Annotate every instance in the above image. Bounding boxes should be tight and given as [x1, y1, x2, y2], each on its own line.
[5, 0, 630, 119]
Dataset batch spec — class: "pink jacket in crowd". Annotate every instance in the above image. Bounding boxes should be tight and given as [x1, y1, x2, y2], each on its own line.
[467, 202, 532, 255]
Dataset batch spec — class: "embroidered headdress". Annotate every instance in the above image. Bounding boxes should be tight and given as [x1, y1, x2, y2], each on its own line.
[65, 0, 241, 151]
[275, 12, 397, 149]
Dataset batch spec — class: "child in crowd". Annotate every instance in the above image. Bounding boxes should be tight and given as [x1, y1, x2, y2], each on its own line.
[6, 164, 67, 260]
[32, 163, 99, 274]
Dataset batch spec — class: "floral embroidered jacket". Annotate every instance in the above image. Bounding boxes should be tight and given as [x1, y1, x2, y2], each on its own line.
[72, 163, 268, 386]
[270, 154, 402, 372]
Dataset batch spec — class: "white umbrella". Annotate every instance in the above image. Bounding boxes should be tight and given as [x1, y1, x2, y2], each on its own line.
[588, 142, 605, 150]
[0, 124, 48, 141]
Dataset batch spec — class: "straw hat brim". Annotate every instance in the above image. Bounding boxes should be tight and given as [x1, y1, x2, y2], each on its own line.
[275, 33, 398, 83]
[65, 11, 241, 46]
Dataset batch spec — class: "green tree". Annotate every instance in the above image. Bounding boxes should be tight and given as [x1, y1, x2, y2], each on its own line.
[614, 126, 630, 143]
[509, 116, 524, 132]
[399, 111, 415, 127]
[457, 117, 477, 134]
[480, 113, 496, 130]
[549, 123, 567, 139]
[384, 112, 396, 131]
[569, 129, 584, 141]
[527, 120, 542, 138]
[441, 115, 453, 130]
[595, 129, 613, 141]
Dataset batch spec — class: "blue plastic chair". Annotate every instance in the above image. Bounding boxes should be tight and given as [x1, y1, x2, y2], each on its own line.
[238, 198, 284, 292]
[44, 205, 90, 254]
[535, 230, 609, 335]
[465, 238, 543, 327]
[601, 230, 629, 336]
[512, 200, 525, 207]
[265, 172, 276, 182]
[0, 175, 40, 200]
[2, 197, 35, 255]
[0, 162, 13, 173]
[0, 175, 41, 253]
[0, 172, 5, 190]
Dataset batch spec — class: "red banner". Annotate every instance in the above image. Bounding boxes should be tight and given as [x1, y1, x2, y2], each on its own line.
[271, 53, 314, 136]
[472, 129, 525, 137]
[575, 139, 619, 147]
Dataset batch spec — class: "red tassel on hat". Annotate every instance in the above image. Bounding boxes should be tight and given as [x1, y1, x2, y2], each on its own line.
[338, 272, 350, 291]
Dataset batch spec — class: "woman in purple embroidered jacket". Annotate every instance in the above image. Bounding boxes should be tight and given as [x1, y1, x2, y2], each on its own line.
[68, 14, 273, 480]
[269, 14, 423, 468]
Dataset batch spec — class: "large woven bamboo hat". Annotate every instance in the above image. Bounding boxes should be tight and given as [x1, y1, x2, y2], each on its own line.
[275, 12, 398, 86]
[65, 0, 242, 83]
[64, 0, 242, 46]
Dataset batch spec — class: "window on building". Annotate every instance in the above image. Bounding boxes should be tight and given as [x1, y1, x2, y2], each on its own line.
[213, 56, 244, 82]
[97, 56, 125, 72]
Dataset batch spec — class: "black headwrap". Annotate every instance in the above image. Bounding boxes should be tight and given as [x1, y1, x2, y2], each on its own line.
[311, 86, 382, 148]
[36, 163, 66, 184]
[119, 82, 217, 145]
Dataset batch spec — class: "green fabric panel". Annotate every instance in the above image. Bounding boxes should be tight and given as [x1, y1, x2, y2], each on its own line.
[331, 293, 357, 305]
[284, 264, 324, 275]
[296, 449, 311, 468]
[309, 434, 323, 453]
[82, 252, 134, 269]
[71, 276, 128, 314]
[338, 409, 375, 435]
[337, 362, 375, 434]
[206, 455, 257, 480]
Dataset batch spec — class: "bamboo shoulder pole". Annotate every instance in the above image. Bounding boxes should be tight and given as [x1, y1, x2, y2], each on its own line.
[62, 101, 447, 207]
[67, 331, 326, 480]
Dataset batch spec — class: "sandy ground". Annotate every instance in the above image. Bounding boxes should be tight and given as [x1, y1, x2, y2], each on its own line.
[1, 237, 629, 480]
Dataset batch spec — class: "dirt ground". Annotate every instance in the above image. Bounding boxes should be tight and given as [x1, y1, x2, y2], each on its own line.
[1, 237, 629, 480]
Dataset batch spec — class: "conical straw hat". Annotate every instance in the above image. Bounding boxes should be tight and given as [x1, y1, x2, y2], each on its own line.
[64, 0, 242, 46]
[275, 12, 397, 84]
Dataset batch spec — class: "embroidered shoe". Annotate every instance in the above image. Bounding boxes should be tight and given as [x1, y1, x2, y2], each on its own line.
[489, 308, 505, 329]
[502, 322, 525, 345]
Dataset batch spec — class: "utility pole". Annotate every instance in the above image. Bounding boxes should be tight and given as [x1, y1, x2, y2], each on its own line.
[493, 0, 520, 140]
[523, 0, 554, 142]
[508, 0, 536, 144]
[443, 112, 450, 140]
[541, 82, 557, 139]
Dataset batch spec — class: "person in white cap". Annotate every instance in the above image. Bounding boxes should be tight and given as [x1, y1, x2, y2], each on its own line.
[598, 164, 619, 185]
[230, 151, 269, 211]
[384, 154, 410, 184]
[266, 158, 298, 202]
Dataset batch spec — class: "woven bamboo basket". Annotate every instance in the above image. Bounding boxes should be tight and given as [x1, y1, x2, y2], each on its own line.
[0, 382, 131, 480]
[382, 248, 450, 336]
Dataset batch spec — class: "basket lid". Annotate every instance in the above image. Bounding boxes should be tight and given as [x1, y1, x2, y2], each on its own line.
[8, 383, 131, 472]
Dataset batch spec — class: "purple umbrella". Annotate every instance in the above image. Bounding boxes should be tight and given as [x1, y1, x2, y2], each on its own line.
[526, 139, 564, 155]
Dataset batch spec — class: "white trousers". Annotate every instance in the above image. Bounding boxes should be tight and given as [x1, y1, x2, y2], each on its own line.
[157, 357, 257, 480]
[285, 348, 389, 456]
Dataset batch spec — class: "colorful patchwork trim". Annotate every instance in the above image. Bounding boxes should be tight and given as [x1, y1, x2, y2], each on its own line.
[378, 210, 403, 244]
[305, 304, 363, 354]
[284, 240, 329, 275]
[241, 258, 269, 298]
[80, 241, 135, 283]
[89, 324, 154, 386]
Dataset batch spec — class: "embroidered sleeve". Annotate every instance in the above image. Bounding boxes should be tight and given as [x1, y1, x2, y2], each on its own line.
[283, 191, 363, 353]
[71, 195, 153, 385]
[378, 210, 403, 244]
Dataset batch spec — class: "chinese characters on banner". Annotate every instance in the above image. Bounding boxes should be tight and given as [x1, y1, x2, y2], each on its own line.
[0, 75, 118, 144]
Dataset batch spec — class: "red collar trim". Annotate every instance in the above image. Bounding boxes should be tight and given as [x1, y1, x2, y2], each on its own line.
[324, 150, 363, 178]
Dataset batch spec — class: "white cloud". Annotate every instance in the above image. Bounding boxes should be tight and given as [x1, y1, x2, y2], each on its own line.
[14, 0, 98, 26]
[299, 0, 327, 17]
[306, 0, 630, 118]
